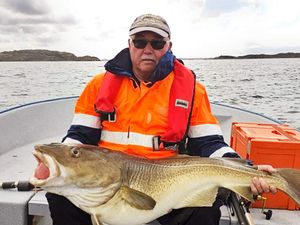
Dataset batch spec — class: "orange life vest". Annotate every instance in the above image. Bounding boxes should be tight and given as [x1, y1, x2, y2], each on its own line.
[94, 59, 195, 152]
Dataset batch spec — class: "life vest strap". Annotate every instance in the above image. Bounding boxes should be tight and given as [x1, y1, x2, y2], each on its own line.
[160, 60, 196, 144]
[94, 71, 123, 115]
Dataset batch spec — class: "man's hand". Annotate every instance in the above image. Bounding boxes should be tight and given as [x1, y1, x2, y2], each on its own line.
[250, 165, 277, 195]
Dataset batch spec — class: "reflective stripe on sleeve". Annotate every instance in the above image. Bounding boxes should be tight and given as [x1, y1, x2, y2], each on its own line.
[71, 113, 101, 129]
[63, 137, 83, 144]
[188, 124, 223, 138]
[101, 130, 154, 148]
[209, 146, 236, 158]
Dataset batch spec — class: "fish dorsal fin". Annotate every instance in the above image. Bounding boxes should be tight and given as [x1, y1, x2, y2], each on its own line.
[175, 186, 219, 208]
[221, 158, 259, 172]
[119, 185, 156, 210]
[222, 158, 253, 167]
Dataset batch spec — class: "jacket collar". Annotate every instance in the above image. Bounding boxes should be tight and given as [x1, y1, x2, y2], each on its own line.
[104, 48, 175, 83]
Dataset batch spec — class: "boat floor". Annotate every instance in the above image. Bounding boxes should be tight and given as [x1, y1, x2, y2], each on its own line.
[250, 208, 300, 225]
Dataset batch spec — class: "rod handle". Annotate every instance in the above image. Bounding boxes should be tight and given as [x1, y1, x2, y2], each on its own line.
[1, 181, 34, 191]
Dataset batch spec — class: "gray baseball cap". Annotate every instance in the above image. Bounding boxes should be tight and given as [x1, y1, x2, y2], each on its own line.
[129, 14, 171, 38]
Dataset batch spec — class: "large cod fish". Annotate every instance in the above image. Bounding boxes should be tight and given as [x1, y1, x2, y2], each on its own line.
[30, 143, 300, 225]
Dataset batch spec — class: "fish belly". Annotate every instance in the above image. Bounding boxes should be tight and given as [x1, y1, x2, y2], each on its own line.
[95, 177, 223, 225]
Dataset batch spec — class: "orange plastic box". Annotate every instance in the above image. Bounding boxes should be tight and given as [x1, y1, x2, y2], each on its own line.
[230, 122, 300, 210]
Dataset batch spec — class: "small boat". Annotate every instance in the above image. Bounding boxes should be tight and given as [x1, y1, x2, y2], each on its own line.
[0, 96, 299, 225]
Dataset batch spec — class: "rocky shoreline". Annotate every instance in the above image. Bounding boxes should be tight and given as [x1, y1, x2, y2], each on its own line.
[0, 49, 100, 61]
[214, 52, 300, 59]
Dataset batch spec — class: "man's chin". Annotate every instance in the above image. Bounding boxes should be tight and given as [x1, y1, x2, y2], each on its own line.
[140, 62, 156, 71]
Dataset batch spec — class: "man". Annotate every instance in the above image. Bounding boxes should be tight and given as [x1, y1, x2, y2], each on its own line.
[46, 14, 276, 225]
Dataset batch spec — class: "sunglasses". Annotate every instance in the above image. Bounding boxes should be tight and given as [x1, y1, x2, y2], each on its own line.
[132, 39, 167, 50]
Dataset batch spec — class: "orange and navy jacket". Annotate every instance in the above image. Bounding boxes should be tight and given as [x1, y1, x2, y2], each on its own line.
[63, 48, 238, 159]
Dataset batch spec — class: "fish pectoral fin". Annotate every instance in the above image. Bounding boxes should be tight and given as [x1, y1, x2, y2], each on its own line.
[91, 214, 103, 225]
[224, 185, 254, 202]
[175, 186, 218, 208]
[119, 185, 156, 210]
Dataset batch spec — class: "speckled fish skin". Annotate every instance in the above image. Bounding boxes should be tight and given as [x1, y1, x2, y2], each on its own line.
[30, 143, 300, 225]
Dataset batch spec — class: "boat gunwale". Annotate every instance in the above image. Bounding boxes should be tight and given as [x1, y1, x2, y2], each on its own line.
[0, 96, 282, 124]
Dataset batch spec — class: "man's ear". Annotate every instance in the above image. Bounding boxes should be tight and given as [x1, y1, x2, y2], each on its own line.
[168, 41, 173, 50]
[128, 39, 131, 47]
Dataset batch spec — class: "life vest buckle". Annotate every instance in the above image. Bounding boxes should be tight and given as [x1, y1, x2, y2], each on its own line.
[164, 143, 179, 151]
[152, 136, 179, 151]
[108, 112, 116, 122]
[152, 136, 161, 151]
[100, 111, 116, 123]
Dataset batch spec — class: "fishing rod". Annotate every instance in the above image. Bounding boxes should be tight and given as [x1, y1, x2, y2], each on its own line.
[0, 181, 35, 191]
[229, 192, 273, 225]
[229, 192, 255, 225]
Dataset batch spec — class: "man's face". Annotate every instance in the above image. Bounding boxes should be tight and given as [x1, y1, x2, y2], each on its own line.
[129, 31, 172, 81]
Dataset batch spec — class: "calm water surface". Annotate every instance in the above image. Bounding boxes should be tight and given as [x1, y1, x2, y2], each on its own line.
[0, 58, 299, 130]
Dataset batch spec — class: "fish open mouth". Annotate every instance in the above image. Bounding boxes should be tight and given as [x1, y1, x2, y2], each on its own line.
[30, 150, 60, 187]
[34, 152, 50, 179]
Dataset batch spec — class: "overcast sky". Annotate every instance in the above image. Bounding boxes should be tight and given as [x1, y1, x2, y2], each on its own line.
[0, 0, 300, 59]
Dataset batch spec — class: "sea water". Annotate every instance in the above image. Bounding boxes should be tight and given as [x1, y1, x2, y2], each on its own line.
[0, 58, 299, 130]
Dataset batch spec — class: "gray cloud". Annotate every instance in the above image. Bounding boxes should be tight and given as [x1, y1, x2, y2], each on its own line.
[18, 25, 48, 34]
[0, 0, 78, 43]
[0, 24, 63, 50]
[0, 15, 77, 26]
[0, 0, 77, 26]
[2, 0, 49, 15]
[201, 0, 248, 17]
[0, 25, 18, 34]
[0, 1, 78, 50]
[0, 5, 77, 26]
[34, 35, 61, 46]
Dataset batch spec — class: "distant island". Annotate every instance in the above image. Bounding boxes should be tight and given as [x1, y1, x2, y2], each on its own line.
[214, 52, 300, 59]
[0, 49, 100, 61]
[2, 50, 299, 61]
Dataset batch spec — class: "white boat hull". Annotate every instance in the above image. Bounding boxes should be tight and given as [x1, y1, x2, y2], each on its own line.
[0, 97, 298, 225]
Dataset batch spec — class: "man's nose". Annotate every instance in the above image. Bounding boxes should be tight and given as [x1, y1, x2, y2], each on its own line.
[143, 42, 154, 52]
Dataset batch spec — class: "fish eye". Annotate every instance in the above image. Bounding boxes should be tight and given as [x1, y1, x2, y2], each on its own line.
[70, 147, 80, 158]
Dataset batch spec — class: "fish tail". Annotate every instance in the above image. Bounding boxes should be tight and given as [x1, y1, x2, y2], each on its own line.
[277, 168, 300, 206]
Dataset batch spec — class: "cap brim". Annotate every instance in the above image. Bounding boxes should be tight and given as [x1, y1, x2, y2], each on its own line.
[129, 27, 169, 38]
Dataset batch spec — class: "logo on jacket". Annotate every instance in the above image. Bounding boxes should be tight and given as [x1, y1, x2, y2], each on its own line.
[175, 99, 189, 109]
